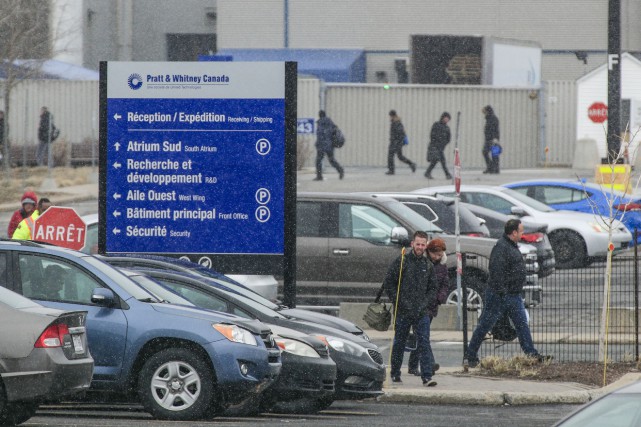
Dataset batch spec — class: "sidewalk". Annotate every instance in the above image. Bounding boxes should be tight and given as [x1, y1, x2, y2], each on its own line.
[369, 328, 641, 405]
[0, 183, 99, 213]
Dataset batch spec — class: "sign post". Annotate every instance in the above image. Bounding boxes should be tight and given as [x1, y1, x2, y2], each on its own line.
[33, 207, 87, 251]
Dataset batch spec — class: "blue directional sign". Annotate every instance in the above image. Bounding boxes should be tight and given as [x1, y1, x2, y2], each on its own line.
[99, 62, 296, 270]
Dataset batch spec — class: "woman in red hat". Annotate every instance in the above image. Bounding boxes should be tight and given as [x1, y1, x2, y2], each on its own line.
[7, 191, 38, 237]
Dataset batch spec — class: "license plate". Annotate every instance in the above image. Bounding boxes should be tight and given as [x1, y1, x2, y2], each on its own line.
[72, 335, 84, 353]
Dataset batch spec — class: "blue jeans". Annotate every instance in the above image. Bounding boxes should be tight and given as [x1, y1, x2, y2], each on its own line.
[466, 289, 538, 362]
[391, 313, 434, 381]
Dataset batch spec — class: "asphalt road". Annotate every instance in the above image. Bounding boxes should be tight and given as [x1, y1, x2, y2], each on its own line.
[30, 400, 581, 427]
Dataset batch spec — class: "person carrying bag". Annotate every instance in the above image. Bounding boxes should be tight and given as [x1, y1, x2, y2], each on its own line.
[383, 231, 439, 387]
[363, 285, 392, 332]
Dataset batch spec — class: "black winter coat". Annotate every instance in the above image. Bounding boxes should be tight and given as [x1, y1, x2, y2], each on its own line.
[389, 120, 406, 147]
[383, 248, 438, 319]
[487, 235, 526, 295]
[484, 113, 500, 143]
[315, 117, 336, 152]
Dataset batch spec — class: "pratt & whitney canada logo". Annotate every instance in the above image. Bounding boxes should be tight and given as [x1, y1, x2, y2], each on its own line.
[128, 73, 143, 90]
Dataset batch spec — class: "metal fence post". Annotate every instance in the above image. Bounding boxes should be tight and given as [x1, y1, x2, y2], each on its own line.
[635, 228, 639, 362]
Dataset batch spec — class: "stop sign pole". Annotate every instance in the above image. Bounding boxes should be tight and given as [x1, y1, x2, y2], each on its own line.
[33, 207, 87, 251]
[607, 0, 621, 163]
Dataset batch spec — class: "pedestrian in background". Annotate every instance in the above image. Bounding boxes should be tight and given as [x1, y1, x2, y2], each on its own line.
[7, 191, 38, 238]
[384, 230, 438, 387]
[313, 110, 344, 181]
[0, 110, 5, 161]
[386, 110, 416, 175]
[408, 238, 450, 376]
[12, 197, 52, 240]
[37, 106, 56, 167]
[482, 105, 500, 174]
[424, 112, 452, 180]
[465, 219, 550, 368]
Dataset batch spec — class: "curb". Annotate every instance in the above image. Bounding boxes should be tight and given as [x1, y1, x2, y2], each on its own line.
[377, 372, 641, 406]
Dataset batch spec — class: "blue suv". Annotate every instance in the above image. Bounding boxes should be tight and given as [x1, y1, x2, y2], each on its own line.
[0, 240, 281, 421]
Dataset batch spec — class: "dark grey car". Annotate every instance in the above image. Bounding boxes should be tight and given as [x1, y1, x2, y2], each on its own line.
[461, 202, 556, 278]
[0, 286, 93, 425]
[292, 192, 541, 311]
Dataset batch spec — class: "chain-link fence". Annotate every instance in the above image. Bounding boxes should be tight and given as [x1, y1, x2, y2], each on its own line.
[474, 245, 640, 363]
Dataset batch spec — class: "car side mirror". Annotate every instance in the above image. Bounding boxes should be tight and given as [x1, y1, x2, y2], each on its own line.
[91, 288, 117, 307]
[391, 226, 409, 246]
[511, 207, 527, 217]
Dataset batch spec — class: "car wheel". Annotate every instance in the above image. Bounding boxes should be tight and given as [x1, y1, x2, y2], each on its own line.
[549, 230, 587, 269]
[0, 382, 38, 426]
[446, 273, 486, 316]
[138, 348, 216, 421]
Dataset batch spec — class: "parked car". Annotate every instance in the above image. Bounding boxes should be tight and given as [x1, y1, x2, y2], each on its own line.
[125, 268, 386, 405]
[413, 185, 632, 269]
[121, 268, 337, 414]
[380, 193, 491, 237]
[553, 380, 641, 426]
[0, 240, 281, 421]
[370, 192, 555, 278]
[503, 179, 641, 245]
[293, 192, 541, 312]
[80, 214, 278, 301]
[0, 286, 93, 425]
[460, 202, 556, 278]
[97, 253, 370, 340]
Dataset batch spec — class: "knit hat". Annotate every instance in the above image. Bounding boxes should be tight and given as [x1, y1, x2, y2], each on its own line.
[427, 238, 446, 252]
[21, 191, 37, 205]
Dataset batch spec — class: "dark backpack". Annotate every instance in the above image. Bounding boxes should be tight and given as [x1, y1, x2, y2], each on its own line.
[51, 126, 60, 142]
[332, 126, 345, 148]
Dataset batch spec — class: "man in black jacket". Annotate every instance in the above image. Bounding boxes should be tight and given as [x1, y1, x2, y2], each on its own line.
[425, 112, 452, 180]
[386, 110, 416, 175]
[384, 230, 438, 386]
[482, 105, 500, 174]
[465, 219, 548, 367]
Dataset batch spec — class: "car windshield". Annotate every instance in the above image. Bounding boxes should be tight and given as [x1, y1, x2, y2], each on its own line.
[498, 187, 557, 212]
[129, 274, 195, 306]
[206, 277, 280, 310]
[556, 394, 641, 426]
[382, 199, 444, 233]
[215, 286, 287, 319]
[84, 257, 159, 301]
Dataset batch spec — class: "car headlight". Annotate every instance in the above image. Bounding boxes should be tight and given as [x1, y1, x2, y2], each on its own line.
[274, 337, 320, 358]
[213, 324, 257, 346]
[315, 335, 366, 357]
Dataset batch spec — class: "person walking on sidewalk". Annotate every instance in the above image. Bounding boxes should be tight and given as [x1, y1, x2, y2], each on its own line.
[313, 110, 344, 181]
[408, 238, 450, 376]
[384, 230, 438, 387]
[465, 219, 550, 367]
[482, 105, 500, 174]
[425, 112, 452, 180]
[386, 110, 416, 175]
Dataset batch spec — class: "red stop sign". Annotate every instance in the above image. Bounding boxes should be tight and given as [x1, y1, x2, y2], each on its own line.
[33, 207, 87, 251]
[588, 102, 608, 123]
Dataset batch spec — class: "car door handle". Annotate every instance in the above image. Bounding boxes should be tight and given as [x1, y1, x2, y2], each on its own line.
[333, 249, 350, 256]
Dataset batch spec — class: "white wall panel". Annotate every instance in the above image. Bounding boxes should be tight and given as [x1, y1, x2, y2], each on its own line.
[6, 80, 99, 148]
[324, 84, 540, 169]
[543, 81, 577, 166]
